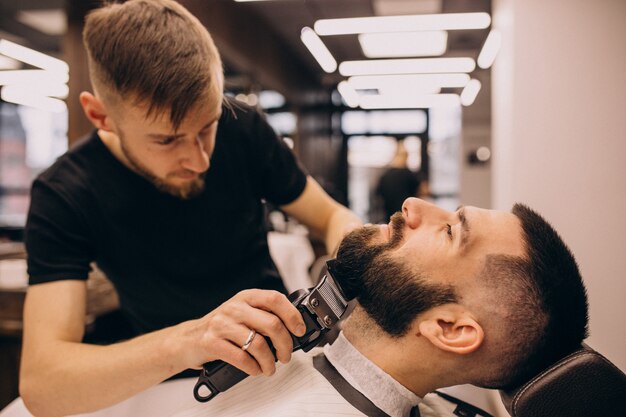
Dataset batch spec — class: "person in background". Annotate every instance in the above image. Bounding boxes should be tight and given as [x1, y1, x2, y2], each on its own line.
[165, 197, 589, 417]
[376, 141, 427, 220]
[19, 1, 361, 416]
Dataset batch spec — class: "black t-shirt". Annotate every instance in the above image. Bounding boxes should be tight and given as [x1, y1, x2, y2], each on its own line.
[25, 103, 308, 335]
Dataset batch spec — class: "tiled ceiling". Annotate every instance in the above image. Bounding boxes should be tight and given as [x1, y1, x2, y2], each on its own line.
[0, 0, 492, 91]
[235, 0, 491, 85]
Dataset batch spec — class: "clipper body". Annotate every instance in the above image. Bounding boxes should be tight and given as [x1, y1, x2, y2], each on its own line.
[193, 261, 349, 402]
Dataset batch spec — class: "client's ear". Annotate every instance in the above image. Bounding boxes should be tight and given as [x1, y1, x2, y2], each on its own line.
[417, 304, 484, 354]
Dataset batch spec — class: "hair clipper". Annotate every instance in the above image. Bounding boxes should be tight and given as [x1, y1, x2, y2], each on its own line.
[193, 259, 350, 402]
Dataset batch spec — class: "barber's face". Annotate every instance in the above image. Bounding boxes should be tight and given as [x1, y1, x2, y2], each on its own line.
[112, 98, 222, 199]
[338, 198, 526, 293]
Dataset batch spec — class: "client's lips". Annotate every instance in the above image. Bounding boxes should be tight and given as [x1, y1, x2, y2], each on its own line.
[172, 171, 200, 180]
[178, 173, 199, 180]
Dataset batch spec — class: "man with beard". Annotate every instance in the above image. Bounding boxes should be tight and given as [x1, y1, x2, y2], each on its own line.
[117, 197, 586, 417]
[18, 1, 361, 416]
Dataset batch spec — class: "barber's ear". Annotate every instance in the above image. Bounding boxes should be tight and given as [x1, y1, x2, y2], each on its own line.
[79, 92, 115, 132]
[417, 305, 484, 355]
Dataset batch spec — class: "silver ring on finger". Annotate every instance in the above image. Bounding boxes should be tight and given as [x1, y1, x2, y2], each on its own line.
[241, 329, 256, 351]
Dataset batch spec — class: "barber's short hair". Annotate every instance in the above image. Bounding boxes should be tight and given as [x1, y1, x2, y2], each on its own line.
[83, 0, 223, 129]
[477, 204, 589, 389]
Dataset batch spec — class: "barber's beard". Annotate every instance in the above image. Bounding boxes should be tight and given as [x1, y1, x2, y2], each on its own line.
[119, 136, 205, 200]
[334, 212, 457, 336]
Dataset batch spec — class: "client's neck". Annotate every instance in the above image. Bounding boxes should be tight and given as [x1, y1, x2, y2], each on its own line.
[342, 306, 459, 398]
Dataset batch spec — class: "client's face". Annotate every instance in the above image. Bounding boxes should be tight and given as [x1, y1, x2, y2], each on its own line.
[334, 197, 526, 336]
[335, 212, 458, 336]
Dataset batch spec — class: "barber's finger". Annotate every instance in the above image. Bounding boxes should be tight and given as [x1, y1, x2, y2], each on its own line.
[238, 290, 306, 337]
[238, 304, 295, 364]
[210, 339, 262, 377]
[222, 325, 276, 376]
[239, 331, 277, 376]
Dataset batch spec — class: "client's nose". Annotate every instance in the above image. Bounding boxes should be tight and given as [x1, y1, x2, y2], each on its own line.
[402, 197, 424, 229]
[402, 197, 447, 229]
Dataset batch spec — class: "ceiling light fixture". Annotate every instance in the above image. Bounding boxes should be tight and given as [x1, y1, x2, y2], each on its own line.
[348, 73, 470, 91]
[460, 79, 481, 106]
[1, 83, 68, 100]
[0, 39, 69, 73]
[337, 81, 360, 108]
[1, 87, 67, 113]
[16, 10, 67, 36]
[359, 93, 460, 109]
[0, 70, 69, 86]
[339, 57, 475, 76]
[0, 55, 20, 70]
[477, 29, 502, 69]
[300, 27, 337, 73]
[359, 31, 447, 58]
[314, 12, 491, 36]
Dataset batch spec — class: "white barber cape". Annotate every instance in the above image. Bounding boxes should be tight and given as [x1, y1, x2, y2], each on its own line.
[172, 332, 492, 417]
[0, 333, 499, 417]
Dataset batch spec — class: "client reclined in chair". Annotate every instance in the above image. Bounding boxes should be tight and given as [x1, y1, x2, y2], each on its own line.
[15, 197, 614, 417]
[166, 197, 624, 417]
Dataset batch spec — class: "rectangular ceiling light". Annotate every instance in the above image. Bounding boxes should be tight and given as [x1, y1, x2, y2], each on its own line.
[477, 29, 502, 69]
[301, 27, 337, 73]
[0, 39, 69, 73]
[1, 83, 68, 100]
[460, 79, 481, 106]
[0, 55, 20, 70]
[1, 87, 67, 113]
[0, 70, 69, 85]
[337, 81, 360, 108]
[315, 12, 490, 36]
[16, 10, 67, 36]
[359, 93, 460, 109]
[359, 31, 447, 58]
[348, 73, 470, 91]
[339, 57, 475, 76]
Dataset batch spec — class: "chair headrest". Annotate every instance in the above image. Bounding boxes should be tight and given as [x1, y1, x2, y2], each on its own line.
[499, 345, 626, 417]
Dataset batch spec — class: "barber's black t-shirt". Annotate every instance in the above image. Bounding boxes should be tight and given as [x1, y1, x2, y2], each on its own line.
[25, 103, 308, 335]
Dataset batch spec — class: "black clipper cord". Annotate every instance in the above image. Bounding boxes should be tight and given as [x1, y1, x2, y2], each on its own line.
[193, 267, 348, 402]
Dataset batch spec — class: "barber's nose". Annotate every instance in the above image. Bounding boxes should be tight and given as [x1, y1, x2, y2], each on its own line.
[181, 136, 210, 173]
[402, 197, 445, 229]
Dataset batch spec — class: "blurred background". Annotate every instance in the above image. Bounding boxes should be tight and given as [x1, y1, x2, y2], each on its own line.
[0, 0, 624, 410]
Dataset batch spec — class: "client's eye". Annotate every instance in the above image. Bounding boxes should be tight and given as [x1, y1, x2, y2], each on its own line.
[446, 223, 453, 239]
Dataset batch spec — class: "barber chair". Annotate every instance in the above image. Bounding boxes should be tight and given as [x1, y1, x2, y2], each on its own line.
[499, 344, 626, 417]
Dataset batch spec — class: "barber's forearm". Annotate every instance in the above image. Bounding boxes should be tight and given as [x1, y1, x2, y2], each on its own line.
[20, 322, 189, 417]
[324, 205, 362, 255]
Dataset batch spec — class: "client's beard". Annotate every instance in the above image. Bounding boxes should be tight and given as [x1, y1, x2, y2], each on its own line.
[334, 212, 457, 336]
[333, 212, 405, 299]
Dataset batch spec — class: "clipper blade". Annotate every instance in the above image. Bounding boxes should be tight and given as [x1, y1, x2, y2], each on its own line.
[317, 275, 348, 318]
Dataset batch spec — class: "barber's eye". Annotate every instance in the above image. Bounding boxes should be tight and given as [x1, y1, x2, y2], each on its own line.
[446, 223, 453, 239]
[157, 137, 177, 146]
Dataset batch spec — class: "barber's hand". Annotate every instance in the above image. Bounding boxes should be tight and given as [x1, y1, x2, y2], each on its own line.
[182, 289, 306, 377]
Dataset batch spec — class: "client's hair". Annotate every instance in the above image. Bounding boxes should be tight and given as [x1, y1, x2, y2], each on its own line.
[475, 204, 589, 389]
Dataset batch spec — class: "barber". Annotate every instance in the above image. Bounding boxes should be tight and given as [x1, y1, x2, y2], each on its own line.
[19, 1, 361, 416]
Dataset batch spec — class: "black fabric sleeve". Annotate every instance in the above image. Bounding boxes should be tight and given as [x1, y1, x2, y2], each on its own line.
[248, 110, 308, 205]
[25, 178, 95, 284]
